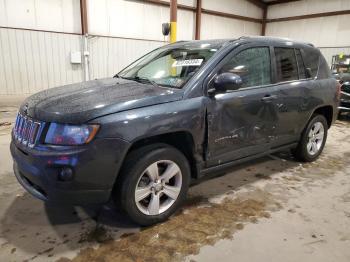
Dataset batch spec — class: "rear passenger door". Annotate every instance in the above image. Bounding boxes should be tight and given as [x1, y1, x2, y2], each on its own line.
[271, 47, 309, 147]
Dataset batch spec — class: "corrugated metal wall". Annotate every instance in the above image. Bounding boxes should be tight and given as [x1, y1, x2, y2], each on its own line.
[265, 0, 350, 66]
[0, 0, 265, 95]
[88, 36, 164, 79]
[0, 28, 83, 95]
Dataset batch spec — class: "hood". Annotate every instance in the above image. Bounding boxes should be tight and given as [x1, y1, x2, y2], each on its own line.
[20, 78, 183, 124]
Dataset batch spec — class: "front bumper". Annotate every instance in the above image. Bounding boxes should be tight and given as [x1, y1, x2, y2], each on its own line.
[10, 136, 130, 205]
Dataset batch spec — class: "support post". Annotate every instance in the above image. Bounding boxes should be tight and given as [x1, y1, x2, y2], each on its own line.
[170, 0, 177, 43]
[261, 6, 267, 36]
[195, 0, 202, 40]
[80, 0, 88, 35]
[80, 0, 89, 81]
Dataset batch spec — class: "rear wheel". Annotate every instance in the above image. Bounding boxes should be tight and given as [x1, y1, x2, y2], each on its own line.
[292, 114, 328, 162]
[114, 144, 190, 226]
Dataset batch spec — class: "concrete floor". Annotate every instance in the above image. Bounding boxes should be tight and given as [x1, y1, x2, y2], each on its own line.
[0, 96, 349, 262]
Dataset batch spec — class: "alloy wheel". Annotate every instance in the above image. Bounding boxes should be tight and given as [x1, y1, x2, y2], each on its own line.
[307, 121, 325, 156]
[134, 160, 182, 215]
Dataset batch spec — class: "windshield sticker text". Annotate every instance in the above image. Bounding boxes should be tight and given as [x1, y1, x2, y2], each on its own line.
[172, 59, 203, 67]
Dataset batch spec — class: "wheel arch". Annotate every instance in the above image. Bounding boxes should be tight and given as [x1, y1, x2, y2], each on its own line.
[312, 105, 334, 128]
[119, 131, 199, 181]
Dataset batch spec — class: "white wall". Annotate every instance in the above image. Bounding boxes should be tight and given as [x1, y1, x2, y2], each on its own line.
[266, 15, 350, 48]
[0, 0, 264, 94]
[88, 36, 164, 79]
[0, 28, 83, 95]
[87, 0, 195, 41]
[267, 0, 350, 19]
[0, 0, 81, 34]
[201, 0, 262, 39]
[265, 0, 350, 66]
[201, 14, 261, 39]
[203, 0, 262, 18]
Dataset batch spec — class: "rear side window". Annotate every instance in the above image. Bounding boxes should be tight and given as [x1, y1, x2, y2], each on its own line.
[317, 54, 331, 79]
[275, 47, 299, 82]
[219, 47, 271, 88]
[302, 48, 319, 79]
[295, 49, 307, 79]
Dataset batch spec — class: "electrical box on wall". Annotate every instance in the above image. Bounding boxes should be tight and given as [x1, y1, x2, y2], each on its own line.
[70, 51, 82, 64]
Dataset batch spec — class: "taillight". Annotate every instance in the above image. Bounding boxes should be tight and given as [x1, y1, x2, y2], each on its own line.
[336, 82, 341, 100]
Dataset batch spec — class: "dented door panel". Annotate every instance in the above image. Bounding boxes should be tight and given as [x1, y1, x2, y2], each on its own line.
[206, 86, 279, 167]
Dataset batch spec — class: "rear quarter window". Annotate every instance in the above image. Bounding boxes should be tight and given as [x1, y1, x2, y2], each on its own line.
[301, 48, 319, 79]
[317, 54, 332, 79]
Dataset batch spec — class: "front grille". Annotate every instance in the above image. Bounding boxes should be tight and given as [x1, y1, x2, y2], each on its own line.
[13, 113, 42, 148]
[342, 84, 350, 94]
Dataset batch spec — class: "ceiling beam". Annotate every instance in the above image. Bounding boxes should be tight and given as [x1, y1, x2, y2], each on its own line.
[246, 0, 266, 9]
[267, 0, 301, 6]
[201, 8, 262, 23]
[266, 9, 350, 22]
[134, 0, 262, 23]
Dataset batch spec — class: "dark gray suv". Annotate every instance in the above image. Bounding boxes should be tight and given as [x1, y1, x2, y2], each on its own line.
[11, 37, 340, 225]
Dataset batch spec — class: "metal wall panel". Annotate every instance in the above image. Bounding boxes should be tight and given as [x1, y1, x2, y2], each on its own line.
[268, 0, 350, 19]
[0, 0, 81, 34]
[265, 14, 350, 47]
[0, 28, 83, 95]
[88, 36, 164, 80]
[201, 14, 261, 40]
[202, 0, 263, 18]
[88, 0, 194, 41]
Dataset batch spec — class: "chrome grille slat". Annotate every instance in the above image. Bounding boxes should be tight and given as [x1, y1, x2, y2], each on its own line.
[13, 113, 42, 148]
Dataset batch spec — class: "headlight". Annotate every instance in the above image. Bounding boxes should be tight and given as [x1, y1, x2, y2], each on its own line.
[45, 123, 100, 145]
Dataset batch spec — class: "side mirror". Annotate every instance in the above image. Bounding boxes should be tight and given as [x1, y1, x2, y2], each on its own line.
[208, 73, 243, 96]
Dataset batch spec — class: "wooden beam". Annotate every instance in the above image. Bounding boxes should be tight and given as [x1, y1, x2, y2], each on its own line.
[267, 0, 301, 6]
[132, 0, 262, 23]
[80, 0, 88, 35]
[246, 0, 266, 9]
[139, 0, 195, 11]
[266, 10, 350, 22]
[195, 0, 202, 40]
[261, 6, 267, 36]
[201, 8, 262, 23]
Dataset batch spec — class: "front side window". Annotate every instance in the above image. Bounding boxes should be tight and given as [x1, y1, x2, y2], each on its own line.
[219, 47, 271, 89]
[275, 47, 299, 82]
[118, 43, 221, 89]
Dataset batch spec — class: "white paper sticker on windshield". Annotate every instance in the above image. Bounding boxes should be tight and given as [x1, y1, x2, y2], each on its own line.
[172, 59, 203, 67]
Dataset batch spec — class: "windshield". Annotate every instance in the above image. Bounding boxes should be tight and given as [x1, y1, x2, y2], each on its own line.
[117, 43, 222, 89]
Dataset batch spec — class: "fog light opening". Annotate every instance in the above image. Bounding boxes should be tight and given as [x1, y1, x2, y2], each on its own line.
[58, 167, 74, 181]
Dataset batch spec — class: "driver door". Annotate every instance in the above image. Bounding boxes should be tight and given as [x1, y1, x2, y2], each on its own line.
[205, 45, 280, 167]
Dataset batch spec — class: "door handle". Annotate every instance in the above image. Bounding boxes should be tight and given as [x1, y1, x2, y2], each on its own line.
[261, 94, 278, 102]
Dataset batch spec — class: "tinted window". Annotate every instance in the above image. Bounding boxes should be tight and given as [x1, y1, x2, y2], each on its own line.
[295, 49, 307, 79]
[301, 47, 319, 79]
[219, 47, 271, 88]
[275, 47, 299, 82]
[317, 54, 331, 79]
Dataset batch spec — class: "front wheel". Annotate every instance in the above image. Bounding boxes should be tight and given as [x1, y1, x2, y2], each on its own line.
[292, 114, 328, 162]
[113, 144, 190, 226]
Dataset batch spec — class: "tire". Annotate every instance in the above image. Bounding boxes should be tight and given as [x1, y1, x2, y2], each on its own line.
[113, 143, 191, 226]
[292, 114, 328, 162]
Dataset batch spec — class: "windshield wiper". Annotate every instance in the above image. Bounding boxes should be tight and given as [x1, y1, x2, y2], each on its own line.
[125, 76, 160, 88]
[113, 74, 122, 78]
